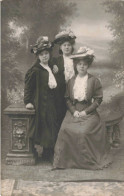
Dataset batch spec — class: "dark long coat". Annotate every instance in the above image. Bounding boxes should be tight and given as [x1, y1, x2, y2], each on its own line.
[24, 60, 58, 148]
[51, 56, 67, 129]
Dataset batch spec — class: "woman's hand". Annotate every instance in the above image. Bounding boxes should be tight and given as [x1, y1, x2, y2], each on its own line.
[26, 103, 34, 109]
[53, 65, 59, 74]
[73, 111, 80, 118]
[79, 111, 87, 117]
[34, 145, 43, 157]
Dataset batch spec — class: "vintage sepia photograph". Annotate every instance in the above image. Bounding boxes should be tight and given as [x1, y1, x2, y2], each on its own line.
[1, 0, 124, 195]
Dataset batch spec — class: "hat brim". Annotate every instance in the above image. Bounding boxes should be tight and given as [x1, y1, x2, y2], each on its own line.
[31, 45, 53, 54]
[70, 53, 90, 59]
[54, 36, 76, 45]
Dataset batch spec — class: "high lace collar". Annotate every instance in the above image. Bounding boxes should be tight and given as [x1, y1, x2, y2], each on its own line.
[63, 55, 75, 83]
[73, 74, 88, 101]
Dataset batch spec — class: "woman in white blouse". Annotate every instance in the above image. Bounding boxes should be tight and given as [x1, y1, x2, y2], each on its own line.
[53, 47, 112, 170]
[53, 30, 76, 129]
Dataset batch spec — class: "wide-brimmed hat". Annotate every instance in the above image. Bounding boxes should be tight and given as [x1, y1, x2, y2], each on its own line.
[54, 30, 76, 45]
[70, 47, 94, 59]
[31, 36, 53, 54]
[70, 47, 95, 66]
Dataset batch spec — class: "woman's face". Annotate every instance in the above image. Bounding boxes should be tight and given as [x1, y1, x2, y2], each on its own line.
[76, 59, 89, 76]
[60, 41, 73, 55]
[38, 50, 50, 64]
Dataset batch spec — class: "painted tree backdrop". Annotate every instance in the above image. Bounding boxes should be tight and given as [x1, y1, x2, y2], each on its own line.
[103, 0, 124, 89]
[1, 0, 76, 107]
[1, 0, 124, 125]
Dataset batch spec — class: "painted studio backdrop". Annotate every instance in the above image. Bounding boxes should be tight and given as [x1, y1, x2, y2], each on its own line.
[1, 0, 124, 179]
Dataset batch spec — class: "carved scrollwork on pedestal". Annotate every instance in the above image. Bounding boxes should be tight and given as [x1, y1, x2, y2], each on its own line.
[4, 103, 36, 165]
[12, 119, 29, 151]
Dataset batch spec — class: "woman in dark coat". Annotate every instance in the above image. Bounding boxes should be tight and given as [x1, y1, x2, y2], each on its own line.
[52, 30, 76, 129]
[53, 47, 112, 170]
[24, 36, 58, 160]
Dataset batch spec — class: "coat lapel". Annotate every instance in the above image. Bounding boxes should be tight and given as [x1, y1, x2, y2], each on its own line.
[69, 76, 76, 100]
[35, 63, 49, 84]
[58, 56, 64, 72]
[86, 73, 93, 101]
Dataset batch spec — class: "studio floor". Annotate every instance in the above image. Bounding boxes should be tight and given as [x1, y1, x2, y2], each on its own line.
[1, 120, 124, 196]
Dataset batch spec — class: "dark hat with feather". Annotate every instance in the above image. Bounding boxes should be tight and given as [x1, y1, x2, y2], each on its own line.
[54, 30, 76, 45]
[31, 36, 53, 54]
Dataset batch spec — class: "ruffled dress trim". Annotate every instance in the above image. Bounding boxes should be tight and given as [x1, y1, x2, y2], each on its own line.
[73, 74, 88, 101]
[63, 55, 75, 83]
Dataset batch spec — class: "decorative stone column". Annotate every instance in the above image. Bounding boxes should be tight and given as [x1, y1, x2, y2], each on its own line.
[4, 103, 36, 165]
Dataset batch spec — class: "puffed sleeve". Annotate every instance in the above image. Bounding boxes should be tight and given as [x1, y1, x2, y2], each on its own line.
[24, 68, 36, 105]
[85, 78, 103, 115]
[65, 80, 76, 114]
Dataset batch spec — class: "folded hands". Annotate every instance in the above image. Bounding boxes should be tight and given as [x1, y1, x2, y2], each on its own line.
[73, 110, 86, 118]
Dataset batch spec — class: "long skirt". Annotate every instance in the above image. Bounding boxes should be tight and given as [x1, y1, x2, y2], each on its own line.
[53, 110, 112, 170]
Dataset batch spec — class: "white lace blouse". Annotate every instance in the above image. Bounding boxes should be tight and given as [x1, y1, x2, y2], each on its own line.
[63, 55, 75, 83]
[73, 74, 88, 101]
[40, 63, 57, 89]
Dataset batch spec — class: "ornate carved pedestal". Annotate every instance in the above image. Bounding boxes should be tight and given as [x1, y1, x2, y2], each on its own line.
[4, 103, 36, 165]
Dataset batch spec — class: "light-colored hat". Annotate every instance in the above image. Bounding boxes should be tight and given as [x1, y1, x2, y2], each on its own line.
[70, 46, 94, 59]
[54, 30, 76, 44]
[31, 36, 53, 54]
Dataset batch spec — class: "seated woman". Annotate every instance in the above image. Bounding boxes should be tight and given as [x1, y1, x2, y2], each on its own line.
[53, 47, 112, 170]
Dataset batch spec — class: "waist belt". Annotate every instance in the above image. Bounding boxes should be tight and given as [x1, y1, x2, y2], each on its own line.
[72, 99, 89, 105]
